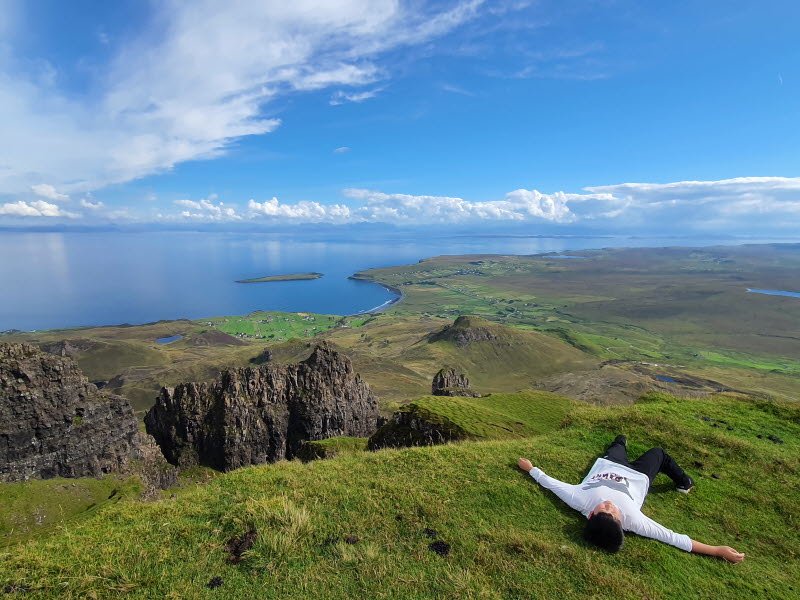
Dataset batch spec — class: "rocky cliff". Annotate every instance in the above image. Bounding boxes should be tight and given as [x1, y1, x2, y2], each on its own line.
[144, 343, 379, 471]
[431, 367, 480, 397]
[0, 343, 176, 489]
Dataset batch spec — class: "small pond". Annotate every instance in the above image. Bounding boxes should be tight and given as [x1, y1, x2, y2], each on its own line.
[156, 335, 183, 344]
[747, 289, 800, 298]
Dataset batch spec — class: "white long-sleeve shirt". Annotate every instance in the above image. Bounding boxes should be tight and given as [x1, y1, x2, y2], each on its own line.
[530, 458, 692, 552]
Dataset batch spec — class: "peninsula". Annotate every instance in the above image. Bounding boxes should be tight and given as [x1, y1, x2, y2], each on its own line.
[235, 272, 323, 283]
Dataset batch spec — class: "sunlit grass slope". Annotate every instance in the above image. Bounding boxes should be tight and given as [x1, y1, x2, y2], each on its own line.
[382, 390, 575, 442]
[2, 393, 798, 599]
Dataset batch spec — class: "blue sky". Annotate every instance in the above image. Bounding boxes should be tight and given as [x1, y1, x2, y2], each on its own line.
[1, 0, 799, 233]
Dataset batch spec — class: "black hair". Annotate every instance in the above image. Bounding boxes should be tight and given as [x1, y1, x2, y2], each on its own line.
[584, 512, 624, 553]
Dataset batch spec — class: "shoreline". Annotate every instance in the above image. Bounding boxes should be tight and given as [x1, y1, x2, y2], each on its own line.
[8, 240, 793, 333]
[347, 276, 404, 315]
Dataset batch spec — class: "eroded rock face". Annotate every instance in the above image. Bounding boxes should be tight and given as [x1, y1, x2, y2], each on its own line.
[0, 343, 176, 489]
[144, 344, 379, 471]
[368, 404, 467, 451]
[431, 367, 480, 397]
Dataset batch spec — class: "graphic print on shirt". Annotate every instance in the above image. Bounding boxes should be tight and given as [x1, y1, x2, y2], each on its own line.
[582, 471, 635, 501]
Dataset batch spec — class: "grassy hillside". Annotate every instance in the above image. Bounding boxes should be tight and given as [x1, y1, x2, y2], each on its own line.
[5, 245, 800, 412]
[2, 393, 797, 599]
[397, 316, 597, 395]
[353, 245, 800, 402]
[371, 390, 575, 447]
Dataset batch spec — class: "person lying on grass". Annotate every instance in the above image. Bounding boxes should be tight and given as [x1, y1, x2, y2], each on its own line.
[518, 435, 745, 563]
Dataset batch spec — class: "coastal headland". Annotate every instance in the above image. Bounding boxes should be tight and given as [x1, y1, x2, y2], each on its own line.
[3, 244, 799, 413]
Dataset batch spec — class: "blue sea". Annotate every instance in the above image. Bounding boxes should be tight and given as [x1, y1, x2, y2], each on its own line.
[0, 231, 789, 331]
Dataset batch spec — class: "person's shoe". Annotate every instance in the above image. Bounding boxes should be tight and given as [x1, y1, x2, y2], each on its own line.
[613, 435, 627, 448]
[676, 475, 695, 494]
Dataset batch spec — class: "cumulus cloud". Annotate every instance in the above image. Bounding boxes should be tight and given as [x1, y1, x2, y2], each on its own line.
[0, 200, 78, 218]
[248, 198, 352, 221]
[0, 1, 484, 196]
[334, 146, 351, 154]
[243, 187, 582, 224]
[172, 195, 241, 221]
[239, 176, 800, 231]
[30, 184, 69, 201]
[581, 176, 800, 227]
[80, 197, 105, 210]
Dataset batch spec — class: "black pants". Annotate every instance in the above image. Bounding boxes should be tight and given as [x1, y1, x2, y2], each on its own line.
[603, 440, 689, 489]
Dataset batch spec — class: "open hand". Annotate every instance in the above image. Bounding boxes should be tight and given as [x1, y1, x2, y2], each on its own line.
[518, 458, 533, 472]
[717, 546, 746, 563]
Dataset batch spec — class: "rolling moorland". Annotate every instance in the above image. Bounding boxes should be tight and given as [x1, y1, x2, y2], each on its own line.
[1, 244, 799, 598]
[5, 244, 799, 412]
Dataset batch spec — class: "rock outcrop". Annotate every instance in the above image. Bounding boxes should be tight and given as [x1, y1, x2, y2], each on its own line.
[38, 338, 100, 359]
[368, 404, 467, 450]
[431, 367, 480, 397]
[144, 343, 379, 471]
[0, 343, 176, 489]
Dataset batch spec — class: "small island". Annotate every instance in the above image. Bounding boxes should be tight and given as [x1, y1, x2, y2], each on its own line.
[235, 272, 323, 284]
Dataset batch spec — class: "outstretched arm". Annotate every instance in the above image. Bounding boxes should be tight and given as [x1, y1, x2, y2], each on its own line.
[518, 458, 534, 472]
[517, 458, 586, 514]
[691, 540, 745, 563]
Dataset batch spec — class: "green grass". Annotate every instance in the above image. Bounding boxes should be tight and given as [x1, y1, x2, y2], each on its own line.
[3, 393, 797, 599]
[235, 273, 323, 283]
[0, 476, 142, 547]
[398, 390, 575, 440]
[196, 311, 351, 341]
[296, 437, 369, 461]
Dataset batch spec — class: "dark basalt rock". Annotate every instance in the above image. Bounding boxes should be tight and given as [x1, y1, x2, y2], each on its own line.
[38, 338, 100, 359]
[144, 343, 379, 471]
[0, 343, 176, 490]
[367, 403, 468, 451]
[250, 348, 273, 365]
[431, 367, 480, 397]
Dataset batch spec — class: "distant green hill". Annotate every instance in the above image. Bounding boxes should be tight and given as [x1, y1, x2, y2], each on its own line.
[398, 316, 598, 395]
[2, 392, 797, 599]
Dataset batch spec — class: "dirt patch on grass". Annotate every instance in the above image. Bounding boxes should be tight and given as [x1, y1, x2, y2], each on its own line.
[226, 528, 258, 564]
[429, 540, 450, 556]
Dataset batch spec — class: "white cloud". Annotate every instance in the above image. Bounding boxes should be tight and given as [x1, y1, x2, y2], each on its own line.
[244, 187, 580, 224]
[0, 201, 41, 217]
[248, 198, 352, 221]
[170, 194, 241, 221]
[0, 200, 78, 218]
[334, 146, 351, 154]
[240, 176, 800, 230]
[0, 1, 483, 196]
[440, 83, 475, 96]
[80, 197, 104, 210]
[30, 183, 69, 201]
[329, 87, 385, 105]
[581, 177, 800, 226]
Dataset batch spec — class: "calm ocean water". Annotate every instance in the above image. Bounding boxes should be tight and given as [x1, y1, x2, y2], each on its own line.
[0, 231, 787, 331]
